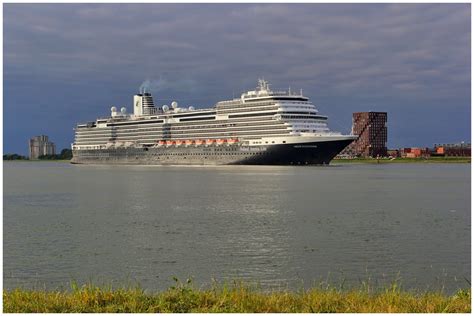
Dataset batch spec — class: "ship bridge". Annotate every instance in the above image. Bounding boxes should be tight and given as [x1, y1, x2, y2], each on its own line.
[240, 79, 308, 102]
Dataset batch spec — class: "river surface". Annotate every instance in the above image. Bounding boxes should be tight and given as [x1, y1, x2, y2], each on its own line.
[3, 161, 471, 293]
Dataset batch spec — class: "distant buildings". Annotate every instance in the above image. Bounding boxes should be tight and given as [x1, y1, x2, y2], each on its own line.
[29, 135, 56, 160]
[336, 110, 470, 159]
[400, 147, 431, 158]
[384, 143, 470, 158]
[340, 112, 388, 158]
[432, 142, 471, 157]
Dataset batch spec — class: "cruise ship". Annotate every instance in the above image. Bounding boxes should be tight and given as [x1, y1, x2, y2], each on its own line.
[71, 79, 356, 165]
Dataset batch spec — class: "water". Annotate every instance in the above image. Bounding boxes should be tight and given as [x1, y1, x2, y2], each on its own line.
[3, 161, 471, 293]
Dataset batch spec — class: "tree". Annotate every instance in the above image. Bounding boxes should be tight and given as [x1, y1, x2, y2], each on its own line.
[38, 154, 57, 160]
[38, 148, 73, 160]
[59, 149, 73, 160]
[3, 153, 28, 160]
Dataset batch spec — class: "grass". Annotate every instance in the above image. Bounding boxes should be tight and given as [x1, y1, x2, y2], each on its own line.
[333, 157, 471, 164]
[3, 280, 471, 313]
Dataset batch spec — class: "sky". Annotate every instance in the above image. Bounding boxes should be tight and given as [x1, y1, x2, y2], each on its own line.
[3, 3, 471, 155]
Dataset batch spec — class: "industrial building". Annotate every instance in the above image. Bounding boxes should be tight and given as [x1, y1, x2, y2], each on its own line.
[386, 143, 470, 159]
[339, 112, 387, 158]
[401, 147, 431, 158]
[433, 142, 471, 157]
[29, 135, 56, 159]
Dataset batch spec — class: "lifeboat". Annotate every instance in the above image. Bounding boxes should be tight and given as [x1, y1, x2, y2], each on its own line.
[227, 138, 239, 144]
[205, 139, 216, 145]
[185, 140, 194, 146]
[195, 139, 205, 145]
[157, 140, 166, 146]
[216, 139, 227, 145]
[165, 140, 175, 146]
[176, 140, 185, 146]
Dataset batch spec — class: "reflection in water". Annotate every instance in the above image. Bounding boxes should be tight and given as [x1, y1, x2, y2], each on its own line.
[3, 162, 471, 293]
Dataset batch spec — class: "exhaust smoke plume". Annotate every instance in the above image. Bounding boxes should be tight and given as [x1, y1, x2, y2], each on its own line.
[139, 77, 198, 94]
[139, 78, 166, 94]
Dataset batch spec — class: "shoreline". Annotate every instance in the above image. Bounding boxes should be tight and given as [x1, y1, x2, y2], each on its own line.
[3, 157, 471, 165]
[3, 159, 72, 163]
[333, 157, 470, 164]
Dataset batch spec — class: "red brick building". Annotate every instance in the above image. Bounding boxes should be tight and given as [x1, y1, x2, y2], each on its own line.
[341, 112, 387, 158]
[401, 147, 430, 158]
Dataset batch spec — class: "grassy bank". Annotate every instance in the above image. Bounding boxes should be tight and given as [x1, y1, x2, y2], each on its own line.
[333, 157, 471, 164]
[3, 282, 470, 313]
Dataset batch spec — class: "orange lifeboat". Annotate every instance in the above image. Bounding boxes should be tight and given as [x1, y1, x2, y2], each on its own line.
[185, 139, 194, 146]
[165, 140, 175, 146]
[176, 140, 185, 146]
[195, 139, 205, 145]
[205, 139, 216, 145]
[228, 138, 239, 144]
[158, 140, 166, 146]
[216, 139, 227, 145]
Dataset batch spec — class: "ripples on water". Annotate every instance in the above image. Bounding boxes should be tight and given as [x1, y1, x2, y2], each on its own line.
[3, 162, 471, 293]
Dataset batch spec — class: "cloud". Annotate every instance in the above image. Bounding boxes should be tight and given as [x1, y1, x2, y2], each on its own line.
[3, 3, 471, 153]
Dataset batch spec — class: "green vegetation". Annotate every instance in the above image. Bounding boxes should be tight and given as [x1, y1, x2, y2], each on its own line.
[3, 281, 470, 313]
[333, 157, 471, 164]
[39, 148, 72, 160]
[3, 153, 28, 160]
[3, 149, 73, 161]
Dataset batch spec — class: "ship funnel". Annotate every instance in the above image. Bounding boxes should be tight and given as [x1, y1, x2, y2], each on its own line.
[133, 92, 157, 116]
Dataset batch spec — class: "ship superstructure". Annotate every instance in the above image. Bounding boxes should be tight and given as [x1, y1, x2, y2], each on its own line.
[72, 79, 356, 165]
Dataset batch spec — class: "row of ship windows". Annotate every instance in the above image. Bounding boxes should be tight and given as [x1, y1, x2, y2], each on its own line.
[79, 115, 286, 131]
[252, 141, 286, 144]
[175, 121, 282, 130]
[216, 101, 313, 109]
[77, 120, 283, 134]
[82, 152, 265, 157]
[217, 101, 278, 109]
[160, 126, 287, 134]
[77, 131, 287, 140]
[76, 130, 291, 141]
[114, 112, 275, 127]
[76, 122, 286, 135]
[76, 128, 330, 142]
[77, 126, 290, 138]
[152, 152, 262, 156]
[119, 118, 274, 130]
[281, 115, 326, 120]
[77, 126, 323, 141]
[220, 102, 279, 108]
[74, 134, 288, 145]
[218, 106, 279, 114]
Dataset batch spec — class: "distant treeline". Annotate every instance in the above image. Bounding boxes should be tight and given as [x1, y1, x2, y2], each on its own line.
[3, 149, 73, 160]
[38, 149, 73, 160]
[3, 153, 28, 160]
